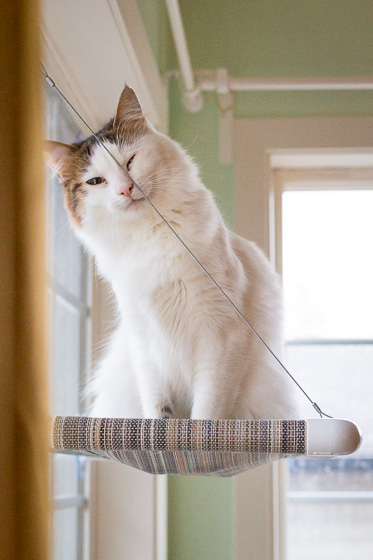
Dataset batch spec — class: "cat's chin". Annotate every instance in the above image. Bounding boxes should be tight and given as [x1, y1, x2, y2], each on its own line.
[126, 197, 146, 211]
[111, 196, 147, 217]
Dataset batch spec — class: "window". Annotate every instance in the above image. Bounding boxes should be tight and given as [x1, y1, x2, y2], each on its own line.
[41, 3, 170, 557]
[276, 169, 373, 559]
[46, 86, 92, 560]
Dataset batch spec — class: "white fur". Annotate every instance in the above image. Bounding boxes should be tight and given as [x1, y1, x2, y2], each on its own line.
[75, 129, 298, 419]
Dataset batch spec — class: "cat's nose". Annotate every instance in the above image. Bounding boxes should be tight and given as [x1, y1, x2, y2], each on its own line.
[118, 184, 133, 197]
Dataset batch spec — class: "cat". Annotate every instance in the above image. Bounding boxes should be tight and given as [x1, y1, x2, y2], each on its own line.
[45, 86, 299, 420]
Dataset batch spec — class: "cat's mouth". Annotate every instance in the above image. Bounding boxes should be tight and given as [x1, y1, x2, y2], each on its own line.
[127, 184, 151, 209]
[113, 194, 146, 213]
[111, 185, 150, 214]
[128, 196, 146, 208]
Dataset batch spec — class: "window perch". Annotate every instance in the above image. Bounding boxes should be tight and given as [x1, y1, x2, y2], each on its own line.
[53, 417, 361, 476]
[44, 69, 362, 476]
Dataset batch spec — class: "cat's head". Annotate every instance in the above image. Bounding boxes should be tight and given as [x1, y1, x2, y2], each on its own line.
[45, 87, 191, 231]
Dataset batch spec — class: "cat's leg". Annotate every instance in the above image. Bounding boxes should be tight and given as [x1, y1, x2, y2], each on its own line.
[91, 349, 173, 419]
[156, 403, 174, 420]
[89, 354, 142, 418]
[191, 376, 234, 419]
[89, 369, 142, 417]
[190, 339, 236, 420]
[136, 372, 174, 419]
[88, 325, 142, 418]
[132, 355, 174, 419]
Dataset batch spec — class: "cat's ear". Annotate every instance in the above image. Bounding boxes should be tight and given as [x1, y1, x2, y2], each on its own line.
[45, 141, 74, 181]
[114, 86, 145, 125]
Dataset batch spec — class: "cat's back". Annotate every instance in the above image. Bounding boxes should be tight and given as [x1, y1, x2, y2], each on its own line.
[228, 230, 282, 332]
[229, 231, 279, 287]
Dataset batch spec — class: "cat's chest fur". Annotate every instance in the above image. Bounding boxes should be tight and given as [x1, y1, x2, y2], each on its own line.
[91, 215, 204, 343]
[93, 216, 185, 289]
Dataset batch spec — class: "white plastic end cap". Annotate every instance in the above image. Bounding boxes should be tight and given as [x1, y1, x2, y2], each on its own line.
[306, 418, 362, 457]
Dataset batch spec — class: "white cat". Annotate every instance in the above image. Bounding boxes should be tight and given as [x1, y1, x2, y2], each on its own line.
[46, 86, 298, 420]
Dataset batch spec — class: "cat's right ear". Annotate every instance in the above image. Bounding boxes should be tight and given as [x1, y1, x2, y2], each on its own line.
[114, 86, 145, 126]
[44, 141, 73, 181]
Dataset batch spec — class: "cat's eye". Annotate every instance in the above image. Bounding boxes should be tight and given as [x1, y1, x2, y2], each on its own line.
[127, 154, 136, 170]
[86, 177, 104, 185]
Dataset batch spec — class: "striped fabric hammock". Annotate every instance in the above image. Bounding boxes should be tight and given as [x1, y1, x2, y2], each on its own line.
[52, 417, 361, 476]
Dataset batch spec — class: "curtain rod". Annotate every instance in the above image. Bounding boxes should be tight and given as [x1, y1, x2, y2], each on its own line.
[165, 68, 373, 111]
[196, 72, 373, 92]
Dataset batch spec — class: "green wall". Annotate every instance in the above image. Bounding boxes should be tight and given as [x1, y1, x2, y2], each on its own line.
[174, 0, 373, 119]
[173, 0, 373, 76]
[137, 2, 373, 559]
[136, 0, 171, 74]
[169, 80, 235, 224]
[168, 476, 235, 560]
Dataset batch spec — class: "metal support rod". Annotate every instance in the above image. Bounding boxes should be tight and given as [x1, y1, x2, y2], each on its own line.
[165, 0, 203, 111]
[196, 72, 373, 92]
[165, 0, 194, 92]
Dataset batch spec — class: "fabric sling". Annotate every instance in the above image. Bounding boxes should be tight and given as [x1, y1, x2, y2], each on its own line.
[53, 416, 306, 476]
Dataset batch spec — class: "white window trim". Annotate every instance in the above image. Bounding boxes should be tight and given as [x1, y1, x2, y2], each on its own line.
[41, 0, 168, 133]
[42, 2, 169, 559]
[47, 86, 93, 560]
[274, 170, 373, 558]
[233, 116, 373, 560]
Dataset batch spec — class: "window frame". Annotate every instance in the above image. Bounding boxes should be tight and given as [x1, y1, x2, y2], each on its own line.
[46, 84, 92, 560]
[234, 116, 373, 560]
[42, 2, 169, 558]
[274, 172, 373, 559]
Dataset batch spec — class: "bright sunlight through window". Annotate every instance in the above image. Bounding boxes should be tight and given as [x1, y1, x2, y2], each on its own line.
[282, 187, 373, 560]
[283, 189, 373, 341]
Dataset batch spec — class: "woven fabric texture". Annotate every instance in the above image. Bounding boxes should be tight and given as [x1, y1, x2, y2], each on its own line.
[53, 417, 306, 476]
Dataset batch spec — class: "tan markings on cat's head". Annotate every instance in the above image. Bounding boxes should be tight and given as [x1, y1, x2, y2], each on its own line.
[45, 87, 149, 227]
[45, 140, 87, 227]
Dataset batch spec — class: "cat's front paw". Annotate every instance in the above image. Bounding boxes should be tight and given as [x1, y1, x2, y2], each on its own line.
[155, 404, 173, 419]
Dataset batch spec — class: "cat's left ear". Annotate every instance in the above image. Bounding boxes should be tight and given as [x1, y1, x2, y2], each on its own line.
[114, 86, 145, 126]
[45, 141, 74, 181]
